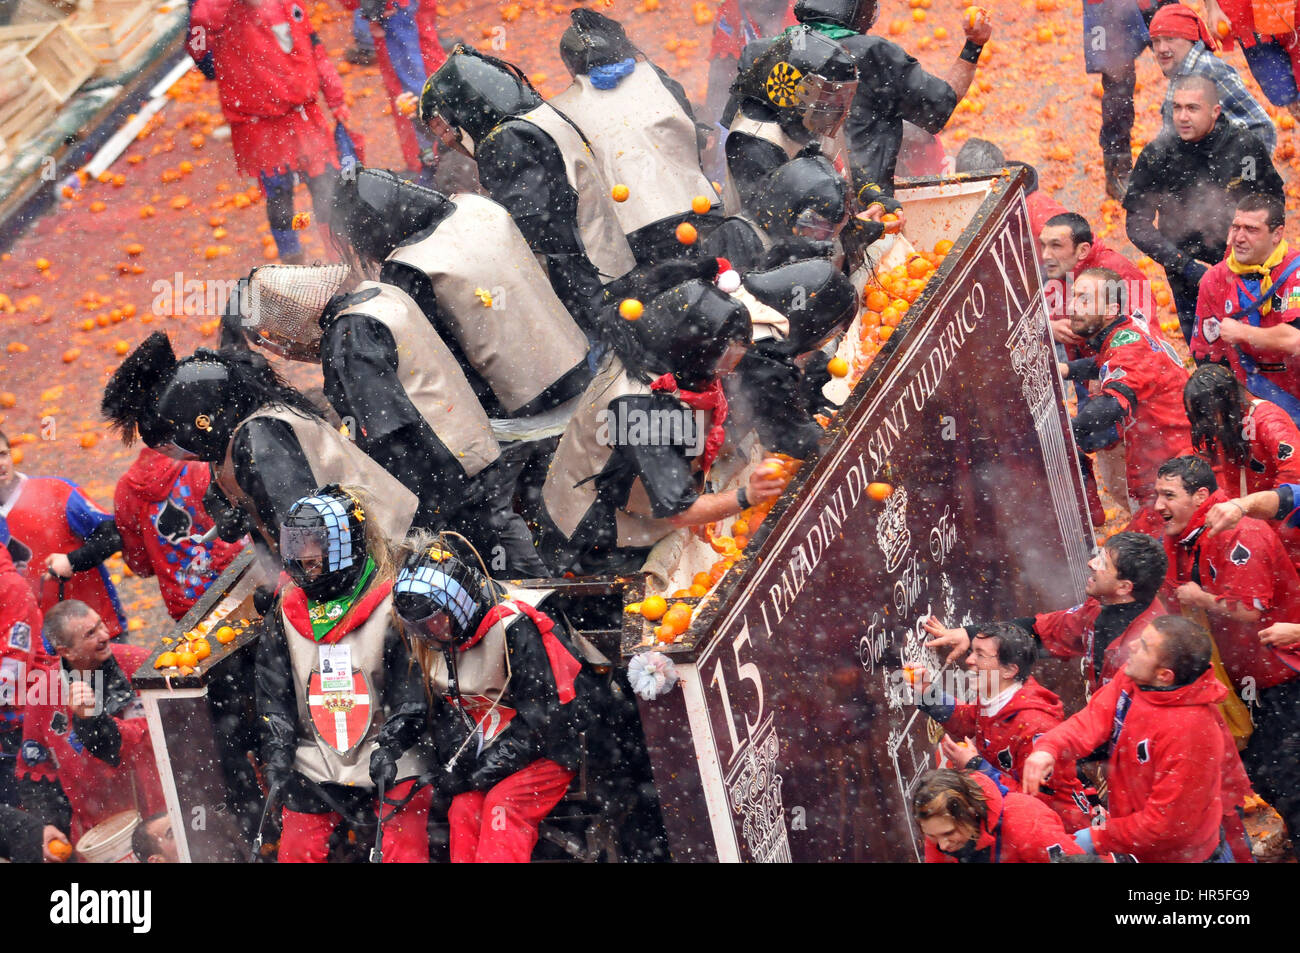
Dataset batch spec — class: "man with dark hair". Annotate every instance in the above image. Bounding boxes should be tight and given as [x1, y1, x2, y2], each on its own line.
[1124, 73, 1285, 344]
[911, 623, 1090, 831]
[1025, 615, 1238, 862]
[1193, 192, 1300, 424]
[1056, 269, 1193, 534]
[926, 532, 1168, 693]
[1149, 3, 1275, 151]
[16, 601, 166, 842]
[1040, 212, 1157, 347]
[1155, 454, 1300, 856]
[130, 812, 176, 863]
[913, 767, 1081, 863]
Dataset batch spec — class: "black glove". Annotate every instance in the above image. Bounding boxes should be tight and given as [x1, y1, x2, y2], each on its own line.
[253, 585, 277, 617]
[204, 481, 251, 543]
[263, 759, 291, 795]
[369, 747, 398, 791]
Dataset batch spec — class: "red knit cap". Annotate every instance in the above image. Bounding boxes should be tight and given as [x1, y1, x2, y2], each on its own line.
[1149, 3, 1220, 50]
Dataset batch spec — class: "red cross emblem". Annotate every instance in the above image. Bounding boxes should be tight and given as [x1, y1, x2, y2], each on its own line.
[308, 670, 373, 755]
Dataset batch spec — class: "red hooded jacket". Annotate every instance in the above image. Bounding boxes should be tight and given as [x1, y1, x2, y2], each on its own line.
[1045, 240, 1163, 345]
[1205, 399, 1300, 566]
[1162, 488, 1300, 691]
[0, 543, 42, 737]
[1193, 245, 1300, 410]
[1031, 596, 1168, 690]
[1090, 316, 1194, 502]
[936, 677, 1091, 831]
[1035, 668, 1229, 863]
[923, 770, 1083, 863]
[113, 449, 241, 620]
[190, 0, 344, 178]
[17, 644, 165, 840]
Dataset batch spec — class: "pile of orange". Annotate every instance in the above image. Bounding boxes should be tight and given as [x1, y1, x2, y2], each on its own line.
[851, 238, 954, 387]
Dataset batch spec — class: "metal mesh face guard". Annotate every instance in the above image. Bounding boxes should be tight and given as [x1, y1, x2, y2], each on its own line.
[245, 263, 351, 362]
[798, 75, 857, 137]
[393, 547, 488, 645]
[281, 494, 357, 577]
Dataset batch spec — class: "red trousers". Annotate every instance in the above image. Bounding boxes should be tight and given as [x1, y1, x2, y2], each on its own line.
[370, 0, 446, 170]
[448, 758, 574, 863]
[279, 778, 433, 863]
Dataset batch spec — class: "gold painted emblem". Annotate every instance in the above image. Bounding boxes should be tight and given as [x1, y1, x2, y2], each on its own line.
[323, 692, 355, 713]
[765, 62, 804, 108]
[195, 414, 212, 431]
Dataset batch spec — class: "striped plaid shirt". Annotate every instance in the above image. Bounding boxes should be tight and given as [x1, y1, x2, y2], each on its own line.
[1161, 41, 1277, 152]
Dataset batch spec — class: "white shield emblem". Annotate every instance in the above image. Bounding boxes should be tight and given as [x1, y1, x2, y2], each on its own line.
[307, 669, 372, 755]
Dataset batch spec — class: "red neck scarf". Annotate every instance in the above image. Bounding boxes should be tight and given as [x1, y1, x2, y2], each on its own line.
[649, 373, 728, 473]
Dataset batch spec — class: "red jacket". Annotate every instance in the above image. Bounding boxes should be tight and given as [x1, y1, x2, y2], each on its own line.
[1026, 189, 1068, 248]
[190, 0, 344, 178]
[0, 543, 42, 737]
[1035, 669, 1228, 863]
[1207, 399, 1300, 566]
[923, 770, 1083, 863]
[1162, 488, 1300, 691]
[17, 644, 165, 840]
[0, 475, 124, 637]
[1091, 316, 1194, 501]
[1045, 239, 1161, 335]
[1193, 247, 1300, 414]
[1031, 596, 1168, 690]
[933, 678, 1091, 831]
[114, 450, 241, 621]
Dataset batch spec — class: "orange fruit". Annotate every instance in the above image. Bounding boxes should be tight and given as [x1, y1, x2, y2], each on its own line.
[689, 584, 708, 598]
[879, 327, 895, 342]
[867, 482, 894, 501]
[155, 651, 179, 669]
[640, 595, 668, 621]
[691, 195, 712, 215]
[0, 393, 15, 408]
[619, 298, 643, 321]
[214, 625, 237, 644]
[1216, 20, 1230, 37]
[78, 433, 98, 449]
[89, 200, 106, 213]
[675, 221, 698, 245]
[49, 839, 72, 861]
[934, 239, 954, 256]
[611, 184, 630, 202]
[175, 650, 198, 668]
[672, 588, 692, 598]
[61, 349, 80, 363]
[865, 289, 890, 312]
[35, 258, 50, 271]
[827, 356, 849, 378]
[732, 518, 749, 537]
[692, 571, 710, 589]
[190, 639, 211, 661]
[654, 624, 676, 643]
[906, 257, 930, 279]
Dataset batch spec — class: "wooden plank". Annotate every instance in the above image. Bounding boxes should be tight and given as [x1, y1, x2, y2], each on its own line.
[12, 0, 64, 21]
[0, 80, 57, 151]
[0, 20, 51, 44]
[22, 21, 97, 102]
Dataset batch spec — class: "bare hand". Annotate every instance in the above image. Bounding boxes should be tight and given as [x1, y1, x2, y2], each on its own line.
[1204, 500, 1246, 537]
[1175, 581, 1208, 610]
[1022, 750, 1054, 796]
[1057, 362, 1070, 379]
[1217, 317, 1246, 345]
[68, 680, 98, 719]
[332, 104, 352, 126]
[1051, 317, 1085, 348]
[940, 734, 978, 769]
[746, 461, 788, 506]
[963, 7, 993, 45]
[1259, 622, 1300, 648]
[44, 553, 73, 579]
[42, 826, 71, 863]
[923, 615, 970, 664]
[1205, 0, 1232, 40]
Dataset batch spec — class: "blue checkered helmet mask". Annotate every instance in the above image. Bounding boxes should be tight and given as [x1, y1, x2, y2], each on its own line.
[280, 485, 369, 601]
[392, 544, 497, 647]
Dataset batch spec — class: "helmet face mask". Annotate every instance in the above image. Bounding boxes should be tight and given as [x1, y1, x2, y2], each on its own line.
[393, 543, 497, 648]
[242, 263, 350, 364]
[281, 487, 368, 602]
[798, 74, 857, 137]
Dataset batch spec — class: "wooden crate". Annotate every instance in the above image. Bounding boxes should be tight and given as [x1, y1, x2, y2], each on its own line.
[23, 21, 96, 102]
[0, 19, 51, 45]
[0, 76, 57, 152]
[12, 0, 64, 21]
[69, 0, 157, 73]
[0, 45, 34, 108]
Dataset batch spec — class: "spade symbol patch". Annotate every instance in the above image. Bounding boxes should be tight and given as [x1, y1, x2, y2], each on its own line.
[155, 498, 193, 545]
[1229, 541, 1251, 566]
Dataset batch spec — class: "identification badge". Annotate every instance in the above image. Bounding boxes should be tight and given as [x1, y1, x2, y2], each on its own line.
[319, 644, 352, 693]
[1202, 317, 1221, 343]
